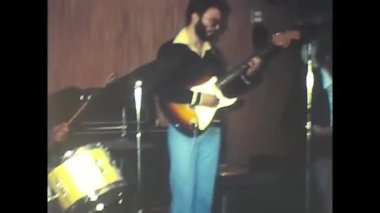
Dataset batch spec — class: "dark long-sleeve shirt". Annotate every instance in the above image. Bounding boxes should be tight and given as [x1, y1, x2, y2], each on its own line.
[103, 41, 260, 107]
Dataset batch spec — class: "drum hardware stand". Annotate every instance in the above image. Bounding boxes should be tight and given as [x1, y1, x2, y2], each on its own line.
[47, 187, 59, 202]
[305, 42, 315, 213]
[134, 80, 144, 213]
[115, 107, 128, 174]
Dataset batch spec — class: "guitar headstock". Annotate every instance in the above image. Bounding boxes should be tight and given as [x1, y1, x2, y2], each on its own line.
[271, 30, 300, 48]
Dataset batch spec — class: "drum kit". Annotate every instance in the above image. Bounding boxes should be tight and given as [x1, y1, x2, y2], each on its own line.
[48, 143, 126, 213]
[48, 81, 153, 213]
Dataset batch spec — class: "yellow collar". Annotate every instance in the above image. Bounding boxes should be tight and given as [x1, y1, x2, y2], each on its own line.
[173, 27, 211, 58]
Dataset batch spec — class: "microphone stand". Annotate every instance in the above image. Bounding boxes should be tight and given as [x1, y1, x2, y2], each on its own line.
[134, 80, 144, 213]
[305, 42, 315, 213]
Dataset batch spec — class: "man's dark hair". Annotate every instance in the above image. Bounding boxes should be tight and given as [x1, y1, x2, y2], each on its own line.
[185, 0, 230, 31]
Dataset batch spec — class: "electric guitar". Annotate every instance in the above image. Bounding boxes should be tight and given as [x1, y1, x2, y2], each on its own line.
[160, 30, 300, 135]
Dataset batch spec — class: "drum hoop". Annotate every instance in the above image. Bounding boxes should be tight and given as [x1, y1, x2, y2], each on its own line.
[48, 142, 109, 170]
[64, 180, 127, 212]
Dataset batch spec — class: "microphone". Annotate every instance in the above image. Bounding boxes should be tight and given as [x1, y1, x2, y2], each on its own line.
[134, 80, 143, 123]
[300, 40, 319, 67]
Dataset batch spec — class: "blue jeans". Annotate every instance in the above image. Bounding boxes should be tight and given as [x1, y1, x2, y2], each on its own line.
[167, 124, 221, 213]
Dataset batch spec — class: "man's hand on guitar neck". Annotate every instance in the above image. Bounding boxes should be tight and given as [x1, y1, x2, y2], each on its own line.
[245, 56, 262, 77]
[244, 30, 300, 78]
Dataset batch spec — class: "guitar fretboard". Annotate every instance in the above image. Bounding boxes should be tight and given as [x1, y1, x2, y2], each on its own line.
[216, 43, 278, 89]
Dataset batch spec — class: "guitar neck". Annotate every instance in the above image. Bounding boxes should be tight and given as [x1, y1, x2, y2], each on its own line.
[216, 44, 278, 89]
[256, 43, 278, 59]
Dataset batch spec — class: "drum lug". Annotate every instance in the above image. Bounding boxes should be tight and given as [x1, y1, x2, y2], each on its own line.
[96, 160, 108, 174]
[118, 198, 124, 204]
[56, 181, 67, 197]
[117, 192, 124, 204]
[89, 193, 99, 201]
